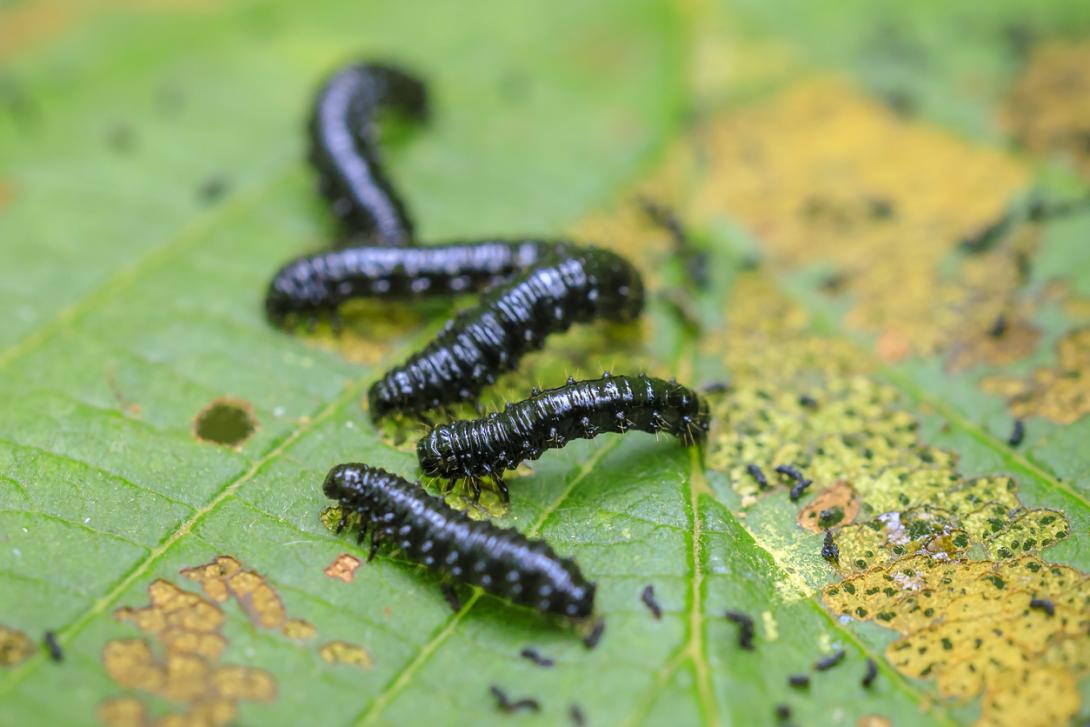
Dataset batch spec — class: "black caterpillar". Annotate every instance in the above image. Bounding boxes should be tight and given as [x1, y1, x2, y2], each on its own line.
[368, 246, 644, 420]
[309, 62, 428, 245]
[265, 239, 572, 326]
[417, 373, 709, 498]
[323, 463, 595, 618]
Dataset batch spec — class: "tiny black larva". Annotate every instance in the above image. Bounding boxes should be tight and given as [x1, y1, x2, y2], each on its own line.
[369, 246, 645, 420]
[323, 463, 595, 619]
[417, 373, 709, 499]
[309, 61, 428, 245]
[265, 239, 571, 326]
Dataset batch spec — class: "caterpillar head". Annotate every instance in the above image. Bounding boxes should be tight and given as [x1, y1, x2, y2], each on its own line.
[417, 426, 456, 478]
[323, 463, 373, 506]
[557, 578, 596, 620]
[265, 255, 339, 326]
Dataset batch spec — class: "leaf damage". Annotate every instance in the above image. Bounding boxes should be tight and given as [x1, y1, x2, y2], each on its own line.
[100, 555, 363, 727]
[702, 269, 1085, 724]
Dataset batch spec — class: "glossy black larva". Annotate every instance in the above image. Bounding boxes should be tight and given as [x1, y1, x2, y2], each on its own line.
[417, 374, 709, 499]
[369, 247, 645, 420]
[265, 239, 571, 325]
[309, 62, 428, 245]
[323, 463, 595, 619]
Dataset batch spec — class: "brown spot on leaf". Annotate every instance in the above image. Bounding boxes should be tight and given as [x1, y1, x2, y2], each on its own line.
[282, 618, 316, 641]
[798, 481, 860, 533]
[857, 716, 892, 727]
[181, 555, 285, 630]
[324, 553, 362, 583]
[192, 398, 256, 448]
[0, 180, 13, 210]
[97, 697, 147, 727]
[0, 625, 34, 667]
[102, 555, 326, 724]
[319, 641, 373, 670]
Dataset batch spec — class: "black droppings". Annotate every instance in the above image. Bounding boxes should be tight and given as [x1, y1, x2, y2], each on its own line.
[324, 464, 595, 619]
[197, 176, 230, 205]
[440, 583, 462, 613]
[1008, 419, 1025, 448]
[988, 313, 1008, 338]
[640, 585, 662, 620]
[818, 507, 844, 529]
[583, 619, 606, 650]
[789, 478, 813, 502]
[569, 704, 587, 726]
[746, 463, 769, 489]
[638, 196, 709, 290]
[724, 610, 755, 651]
[520, 647, 554, 668]
[489, 685, 540, 714]
[862, 657, 878, 688]
[43, 631, 62, 662]
[787, 674, 810, 689]
[798, 394, 818, 409]
[814, 649, 846, 671]
[104, 122, 136, 154]
[867, 196, 896, 220]
[775, 464, 804, 482]
[821, 530, 840, 563]
[960, 214, 1012, 254]
[193, 398, 257, 447]
[1029, 597, 1055, 617]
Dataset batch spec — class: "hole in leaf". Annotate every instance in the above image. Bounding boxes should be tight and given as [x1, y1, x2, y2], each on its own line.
[193, 398, 256, 447]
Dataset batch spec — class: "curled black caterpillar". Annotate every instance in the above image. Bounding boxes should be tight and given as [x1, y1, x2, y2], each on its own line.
[417, 373, 709, 499]
[323, 463, 595, 619]
[265, 239, 570, 326]
[369, 246, 645, 420]
[309, 62, 428, 245]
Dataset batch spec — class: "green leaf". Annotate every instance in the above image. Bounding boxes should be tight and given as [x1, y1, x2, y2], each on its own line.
[2, 2, 1089, 727]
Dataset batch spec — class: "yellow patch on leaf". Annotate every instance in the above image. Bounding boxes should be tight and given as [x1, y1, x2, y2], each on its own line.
[691, 78, 1035, 364]
[0, 625, 34, 667]
[702, 272, 1086, 724]
[319, 641, 373, 670]
[982, 327, 1090, 424]
[1002, 41, 1090, 179]
[102, 555, 345, 725]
